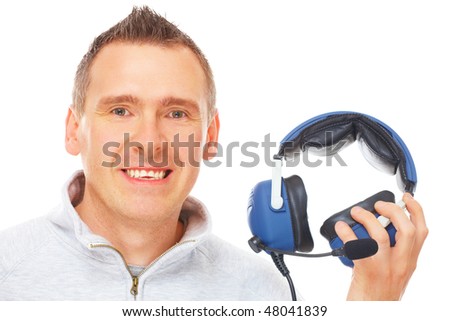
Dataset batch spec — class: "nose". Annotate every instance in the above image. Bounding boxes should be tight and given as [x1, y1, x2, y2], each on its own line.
[124, 115, 167, 168]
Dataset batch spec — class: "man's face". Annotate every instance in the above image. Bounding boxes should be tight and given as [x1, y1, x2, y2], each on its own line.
[65, 42, 218, 222]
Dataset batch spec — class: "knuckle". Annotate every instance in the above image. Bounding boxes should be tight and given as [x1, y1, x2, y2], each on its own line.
[417, 226, 429, 241]
[374, 230, 391, 247]
[402, 225, 416, 239]
[390, 260, 413, 280]
[393, 266, 410, 281]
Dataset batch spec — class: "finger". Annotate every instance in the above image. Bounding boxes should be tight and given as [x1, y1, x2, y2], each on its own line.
[375, 200, 411, 229]
[403, 193, 429, 261]
[375, 201, 416, 241]
[345, 207, 389, 267]
[350, 206, 391, 249]
[403, 193, 428, 243]
[374, 201, 415, 261]
[334, 220, 357, 243]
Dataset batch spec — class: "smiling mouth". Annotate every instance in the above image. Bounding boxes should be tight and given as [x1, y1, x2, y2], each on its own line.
[123, 169, 172, 180]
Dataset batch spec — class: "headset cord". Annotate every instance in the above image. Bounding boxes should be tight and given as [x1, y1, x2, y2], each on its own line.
[270, 252, 297, 301]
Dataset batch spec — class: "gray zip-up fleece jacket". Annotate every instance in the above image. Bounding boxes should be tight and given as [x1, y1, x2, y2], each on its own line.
[0, 171, 292, 300]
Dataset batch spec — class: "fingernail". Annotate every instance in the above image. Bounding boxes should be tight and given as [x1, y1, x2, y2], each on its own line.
[375, 200, 388, 208]
[335, 221, 345, 229]
[335, 221, 349, 232]
[405, 193, 413, 200]
[351, 206, 363, 214]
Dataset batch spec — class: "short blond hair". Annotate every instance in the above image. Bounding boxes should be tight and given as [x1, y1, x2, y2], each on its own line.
[72, 6, 216, 120]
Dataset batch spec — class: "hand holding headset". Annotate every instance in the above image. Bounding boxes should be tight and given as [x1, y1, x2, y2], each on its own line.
[247, 111, 417, 300]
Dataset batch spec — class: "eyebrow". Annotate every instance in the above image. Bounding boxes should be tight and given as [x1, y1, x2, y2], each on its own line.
[97, 95, 142, 107]
[159, 96, 200, 112]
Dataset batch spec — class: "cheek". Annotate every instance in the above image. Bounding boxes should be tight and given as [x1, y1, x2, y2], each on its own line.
[170, 128, 206, 166]
[78, 124, 124, 167]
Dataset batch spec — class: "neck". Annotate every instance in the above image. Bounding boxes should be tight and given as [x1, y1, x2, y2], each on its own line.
[76, 190, 186, 267]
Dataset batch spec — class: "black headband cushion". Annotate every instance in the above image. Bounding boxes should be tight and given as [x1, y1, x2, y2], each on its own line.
[278, 112, 417, 193]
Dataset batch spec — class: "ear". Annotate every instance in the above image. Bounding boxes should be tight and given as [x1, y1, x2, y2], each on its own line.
[203, 111, 220, 160]
[65, 106, 81, 156]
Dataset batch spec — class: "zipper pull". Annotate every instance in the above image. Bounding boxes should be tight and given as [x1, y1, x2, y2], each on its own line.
[130, 276, 139, 299]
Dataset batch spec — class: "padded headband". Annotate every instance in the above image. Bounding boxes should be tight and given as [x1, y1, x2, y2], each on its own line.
[277, 111, 417, 194]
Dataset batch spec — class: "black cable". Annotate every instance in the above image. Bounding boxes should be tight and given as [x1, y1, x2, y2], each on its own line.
[270, 252, 297, 301]
[285, 273, 297, 301]
[263, 244, 332, 258]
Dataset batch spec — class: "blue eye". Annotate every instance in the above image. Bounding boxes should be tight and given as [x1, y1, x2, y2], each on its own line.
[170, 111, 186, 118]
[112, 108, 128, 116]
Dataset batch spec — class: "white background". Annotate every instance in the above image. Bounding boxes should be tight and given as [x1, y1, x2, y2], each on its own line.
[0, 0, 448, 304]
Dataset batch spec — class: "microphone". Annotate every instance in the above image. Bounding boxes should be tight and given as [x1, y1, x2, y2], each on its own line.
[332, 238, 378, 260]
[248, 236, 378, 260]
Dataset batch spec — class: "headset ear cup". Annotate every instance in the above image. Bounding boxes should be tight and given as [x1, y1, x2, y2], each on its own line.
[284, 175, 314, 252]
[248, 179, 297, 252]
[320, 190, 396, 267]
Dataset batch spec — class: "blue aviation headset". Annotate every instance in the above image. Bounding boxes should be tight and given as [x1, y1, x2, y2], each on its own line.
[247, 111, 417, 299]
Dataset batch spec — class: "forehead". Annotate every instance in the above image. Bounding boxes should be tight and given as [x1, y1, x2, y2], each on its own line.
[85, 42, 208, 108]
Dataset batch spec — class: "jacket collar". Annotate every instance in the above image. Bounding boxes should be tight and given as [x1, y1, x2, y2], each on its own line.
[48, 170, 212, 264]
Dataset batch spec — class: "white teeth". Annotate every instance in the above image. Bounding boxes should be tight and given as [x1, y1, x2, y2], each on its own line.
[126, 169, 167, 180]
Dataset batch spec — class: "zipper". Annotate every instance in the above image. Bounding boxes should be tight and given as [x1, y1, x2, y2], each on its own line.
[88, 240, 195, 300]
[130, 276, 139, 297]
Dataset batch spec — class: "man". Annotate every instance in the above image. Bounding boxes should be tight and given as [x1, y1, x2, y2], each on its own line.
[0, 6, 427, 300]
